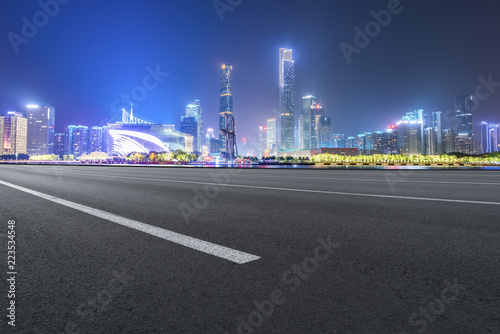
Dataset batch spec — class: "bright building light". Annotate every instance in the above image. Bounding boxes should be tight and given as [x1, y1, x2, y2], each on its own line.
[27, 104, 40, 108]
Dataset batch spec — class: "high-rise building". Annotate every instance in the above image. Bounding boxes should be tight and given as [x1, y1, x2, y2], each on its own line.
[432, 111, 443, 154]
[0, 111, 27, 156]
[206, 128, 215, 147]
[481, 122, 490, 154]
[455, 95, 474, 154]
[382, 127, 398, 154]
[397, 111, 423, 155]
[369, 131, 384, 155]
[219, 64, 234, 154]
[89, 126, 105, 153]
[332, 134, 346, 148]
[443, 129, 455, 154]
[54, 133, 65, 156]
[300, 96, 316, 149]
[279, 48, 295, 150]
[267, 119, 277, 156]
[346, 137, 355, 149]
[27, 105, 55, 155]
[180, 116, 198, 151]
[356, 134, 366, 155]
[490, 124, 500, 153]
[66, 125, 89, 157]
[310, 104, 324, 149]
[320, 116, 332, 148]
[258, 126, 267, 158]
[425, 127, 437, 155]
[209, 137, 220, 154]
[185, 100, 203, 152]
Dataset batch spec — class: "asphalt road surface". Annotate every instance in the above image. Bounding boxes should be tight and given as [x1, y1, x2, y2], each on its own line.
[0, 164, 499, 334]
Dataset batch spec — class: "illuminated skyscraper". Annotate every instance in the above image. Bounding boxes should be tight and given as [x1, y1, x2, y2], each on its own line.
[267, 119, 277, 156]
[279, 48, 295, 150]
[397, 111, 423, 155]
[482, 122, 500, 153]
[455, 95, 474, 154]
[27, 105, 55, 155]
[90, 126, 105, 152]
[332, 134, 346, 148]
[54, 133, 65, 156]
[258, 126, 267, 157]
[320, 116, 332, 148]
[425, 127, 437, 155]
[432, 111, 443, 154]
[300, 96, 316, 149]
[310, 104, 324, 149]
[0, 111, 27, 155]
[185, 100, 203, 152]
[443, 129, 455, 154]
[219, 64, 234, 154]
[66, 125, 89, 157]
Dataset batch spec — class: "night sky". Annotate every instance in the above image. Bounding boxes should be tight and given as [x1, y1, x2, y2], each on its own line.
[2, 0, 500, 143]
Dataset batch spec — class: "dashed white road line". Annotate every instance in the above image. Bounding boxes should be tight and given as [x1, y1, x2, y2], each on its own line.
[0, 179, 260, 264]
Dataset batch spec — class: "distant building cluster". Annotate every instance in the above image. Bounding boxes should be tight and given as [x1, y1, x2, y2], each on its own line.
[2, 49, 499, 160]
[253, 49, 499, 158]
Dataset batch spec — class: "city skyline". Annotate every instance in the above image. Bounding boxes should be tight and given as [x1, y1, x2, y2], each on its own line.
[2, 1, 500, 141]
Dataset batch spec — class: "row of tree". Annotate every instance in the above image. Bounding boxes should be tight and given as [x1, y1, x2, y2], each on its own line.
[312, 153, 500, 165]
[125, 150, 197, 163]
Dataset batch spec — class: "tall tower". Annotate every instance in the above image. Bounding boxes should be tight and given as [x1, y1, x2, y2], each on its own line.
[219, 64, 234, 154]
[27, 105, 55, 155]
[432, 111, 443, 154]
[218, 64, 237, 160]
[455, 95, 473, 154]
[279, 48, 295, 150]
[300, 96, 316, 149]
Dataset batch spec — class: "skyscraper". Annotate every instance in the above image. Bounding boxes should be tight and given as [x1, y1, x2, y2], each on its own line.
[0, 111, 27, 156]
[90, 126, 105, 152]
[267, 119, 277, 156]
[258, 126, 267, 158]
[279, 48, 295, 150]
[219, 64, 234, 154]
[185, 100, 203, 152]
[300, 96, 316, 149]
[481, 122, 490, 154]
[54, 133, 65, 156]
[310, 104, 324, 149]
[332, 134, 346, 148]
[432, 111, 443, 154]
[66, 125, 89, 157]
[206, 128, 215, 147]
[443, 129, 455, 154]
[320, 116, 332, 148]
[425, 127, 437, 155]
[397, 111, 423, 155]
[27, 105, 55, 155]
[455, 95, 474, 154]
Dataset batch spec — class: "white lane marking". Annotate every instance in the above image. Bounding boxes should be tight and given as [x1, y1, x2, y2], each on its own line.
[4, 165, 499, 185]
[0, 180, 260, 264]
[45, 171, 500, 206]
